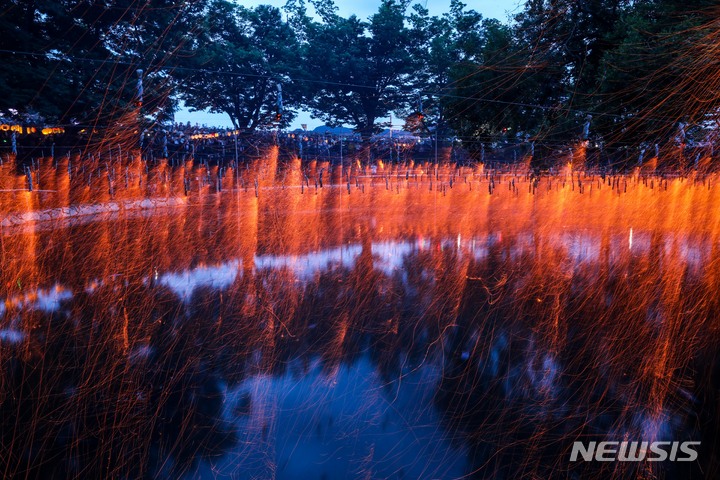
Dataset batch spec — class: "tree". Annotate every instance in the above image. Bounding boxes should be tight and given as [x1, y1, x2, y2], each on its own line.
[441, 0, 634, 150]
[300, 0, 417, 141]
[177, 1, 299, 132]
[594, 0, 718, 145]
[0, 0, 119, 123]
[403, 0, 484, 138]
[0, 0, 205, 125]
[442, 18, 544, 151]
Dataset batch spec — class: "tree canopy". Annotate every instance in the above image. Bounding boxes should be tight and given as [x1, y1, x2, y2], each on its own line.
[0, 0, 204, 125]
[2, 0, 719, 151]
[176, 0, 300, 132]
[295, 0, 417, 140]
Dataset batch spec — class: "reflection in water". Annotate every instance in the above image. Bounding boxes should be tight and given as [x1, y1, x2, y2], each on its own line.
[1, 152, 720, 478]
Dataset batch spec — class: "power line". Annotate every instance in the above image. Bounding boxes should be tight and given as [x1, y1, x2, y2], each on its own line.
[0, 47, 666, 123]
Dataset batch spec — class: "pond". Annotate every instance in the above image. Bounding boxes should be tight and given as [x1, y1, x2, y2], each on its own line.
[1, 151, 719, 478]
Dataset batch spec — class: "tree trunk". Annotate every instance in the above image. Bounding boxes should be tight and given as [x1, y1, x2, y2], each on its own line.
[358, 118, 376, 145]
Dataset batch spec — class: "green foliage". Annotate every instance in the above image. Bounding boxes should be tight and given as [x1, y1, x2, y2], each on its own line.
[443, 0, 720, 149]
[0, 0, 205, 125]
[2, 0, 718, 151]
[299, 0, 417, 140]
[176, 1, 300, 132]
[594, 0, 718, 144]
[442, 0, 630, 146]
[443, 19, 537, 145]
[401, 1, 483, 136]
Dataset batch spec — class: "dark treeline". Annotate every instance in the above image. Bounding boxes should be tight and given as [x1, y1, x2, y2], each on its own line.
[1, 0, 719, 158]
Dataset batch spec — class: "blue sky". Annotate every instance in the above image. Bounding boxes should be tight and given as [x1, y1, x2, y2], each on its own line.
[173, 0, 523, 130]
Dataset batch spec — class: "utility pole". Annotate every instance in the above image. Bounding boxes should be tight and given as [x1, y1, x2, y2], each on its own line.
[136, 69, 144, 106]
[136, 69, 144, 150]
[234, 130, 239, 166]
[583, 115, 591, 141]
[276, 83, 283, 144]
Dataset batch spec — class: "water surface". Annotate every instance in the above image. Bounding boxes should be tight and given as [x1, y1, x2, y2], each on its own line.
[2, 153, 720, 478]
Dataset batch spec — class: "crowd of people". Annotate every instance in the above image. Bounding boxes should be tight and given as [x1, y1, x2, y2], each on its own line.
[137, 122, 442, 163]
[4, 120, 715, 170]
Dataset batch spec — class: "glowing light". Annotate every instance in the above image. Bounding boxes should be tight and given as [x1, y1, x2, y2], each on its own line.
[41, 127, 64, 135]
